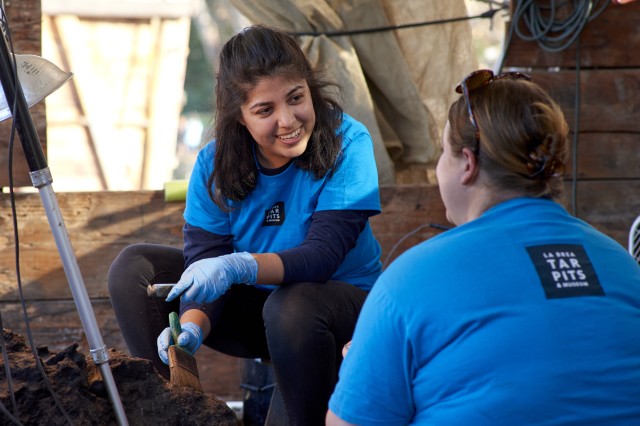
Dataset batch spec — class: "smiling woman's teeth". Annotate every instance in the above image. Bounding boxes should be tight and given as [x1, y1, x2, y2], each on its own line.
[279, 128, 301, 141]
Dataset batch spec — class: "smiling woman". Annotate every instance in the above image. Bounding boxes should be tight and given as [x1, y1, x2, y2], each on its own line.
[108, 24, 384, 426]
[239, 76, 316, 169]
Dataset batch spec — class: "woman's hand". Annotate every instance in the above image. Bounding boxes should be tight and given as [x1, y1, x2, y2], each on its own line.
[156, 322, 204, 364]
[166, 252, 258, 303]
[342, 340, 352, 358]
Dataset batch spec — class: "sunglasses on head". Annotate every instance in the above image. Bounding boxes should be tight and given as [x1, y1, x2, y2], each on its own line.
[455, 69, 532, 154]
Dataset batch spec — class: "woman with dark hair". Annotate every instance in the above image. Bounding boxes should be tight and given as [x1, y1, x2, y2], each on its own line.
[108, 25, 382, 425]
[327, 70, 640, 425]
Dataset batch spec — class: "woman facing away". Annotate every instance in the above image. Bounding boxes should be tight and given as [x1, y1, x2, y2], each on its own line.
[108, 25, 383, 426]
[327, 70, 640, 425]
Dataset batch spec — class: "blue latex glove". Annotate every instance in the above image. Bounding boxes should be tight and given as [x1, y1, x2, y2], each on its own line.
[156, 321, 204, 365]
[166, 252, 258, 304]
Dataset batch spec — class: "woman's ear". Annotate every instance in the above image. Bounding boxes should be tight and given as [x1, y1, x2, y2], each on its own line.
[461, 147, 480, 185]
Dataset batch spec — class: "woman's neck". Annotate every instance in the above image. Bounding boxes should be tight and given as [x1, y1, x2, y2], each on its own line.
[463, 184, 523, 224]
[259, 159, 293, 176]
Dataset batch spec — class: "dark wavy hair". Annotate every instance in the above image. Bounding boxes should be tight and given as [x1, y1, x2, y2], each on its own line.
[207, 25, 343, 210]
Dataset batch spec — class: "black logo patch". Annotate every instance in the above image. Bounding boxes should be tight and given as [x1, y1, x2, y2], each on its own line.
[262, 201, 285, 226]
[526, 244, 605, 299]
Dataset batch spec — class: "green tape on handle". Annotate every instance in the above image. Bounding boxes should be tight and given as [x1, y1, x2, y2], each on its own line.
[164, 180, 188, 202]
[169, 312, 181, 345]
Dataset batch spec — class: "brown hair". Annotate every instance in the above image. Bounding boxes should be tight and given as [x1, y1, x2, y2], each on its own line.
[208, 25, 343, 210]
[448, 78, 569, 201]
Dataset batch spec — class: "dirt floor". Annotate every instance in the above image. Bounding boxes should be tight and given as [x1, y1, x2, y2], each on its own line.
[0, 329, 238, 425]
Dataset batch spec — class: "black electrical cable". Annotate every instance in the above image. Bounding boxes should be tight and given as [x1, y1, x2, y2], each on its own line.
[0, 5, 74, 425]
[497, 0, 610, 72]
[513, 0, 609, 52]
[382, 223, 451, 270]
[0, 312, 18, 419]
[288, 7, 505, 38]
[571, 37, 581, 216]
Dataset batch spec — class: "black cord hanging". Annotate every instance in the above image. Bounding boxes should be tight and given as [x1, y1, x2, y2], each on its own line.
[288, 7, 504, 38]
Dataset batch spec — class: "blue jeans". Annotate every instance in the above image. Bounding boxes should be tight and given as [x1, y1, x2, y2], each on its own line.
[107, 243, 368, 426]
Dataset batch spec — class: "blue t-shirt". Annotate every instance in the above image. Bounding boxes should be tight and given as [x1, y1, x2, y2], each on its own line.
[330, 197, 640, 425]
[184, 113, 382, 290]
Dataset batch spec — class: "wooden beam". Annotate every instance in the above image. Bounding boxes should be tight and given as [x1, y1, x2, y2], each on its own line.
[0, 190, 185, 301]
[532, 69, 640, 133]
[565, 132, 640, 180]
[0, 186, 448, 302]
[42, 0, 200, 18]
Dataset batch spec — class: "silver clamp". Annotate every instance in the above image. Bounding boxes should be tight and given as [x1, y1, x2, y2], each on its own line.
[29, 167, 53, 188]
[90, 345, 110, 364]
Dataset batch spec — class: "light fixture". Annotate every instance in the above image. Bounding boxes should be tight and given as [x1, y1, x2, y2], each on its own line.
[0, 53, 72, 121]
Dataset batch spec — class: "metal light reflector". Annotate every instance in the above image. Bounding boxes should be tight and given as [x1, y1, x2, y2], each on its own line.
[0, 53, 72, 121]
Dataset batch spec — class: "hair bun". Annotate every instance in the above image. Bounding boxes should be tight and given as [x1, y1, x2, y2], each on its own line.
[526, 134, 566, 179]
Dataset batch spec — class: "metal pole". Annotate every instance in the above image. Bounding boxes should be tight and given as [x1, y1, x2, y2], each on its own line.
[0, 29, 129, 426]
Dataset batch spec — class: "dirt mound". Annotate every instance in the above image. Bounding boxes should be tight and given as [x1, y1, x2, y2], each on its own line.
[0, 329, 237, 425]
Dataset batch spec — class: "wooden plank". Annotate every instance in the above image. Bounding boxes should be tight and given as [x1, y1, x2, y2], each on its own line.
[43, 0, 199, 18]
[0, 187, 448, 301]
[564, 132, 640, 179]
[0, 0, 46, 188]
[503, 1, 640, 69]
[571, 180, 640, 247]
[41, 14, 190, 191]
[531, 69, 640, 133]
[0, 183, 634, 301]
[143, 16, 191, 189]
[0, 191, 185, 301]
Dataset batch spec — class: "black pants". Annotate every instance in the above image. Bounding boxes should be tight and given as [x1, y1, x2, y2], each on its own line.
[107, 243, 368, 426]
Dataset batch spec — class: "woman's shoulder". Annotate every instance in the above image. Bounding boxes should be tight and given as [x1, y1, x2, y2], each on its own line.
[198, 139, 216, 157]
[339, 113, 368, 135]
[196, 139, 217, 161]
[338, 113, 372, 147]
[192, 140, 217, 174]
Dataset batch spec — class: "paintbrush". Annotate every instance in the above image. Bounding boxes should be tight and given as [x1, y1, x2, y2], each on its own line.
[168, 311, 203, 393]
[147, 283, 175, 298]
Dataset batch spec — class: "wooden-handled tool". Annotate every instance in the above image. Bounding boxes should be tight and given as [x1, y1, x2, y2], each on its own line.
[147, 283, 176, 298]
[168, 312, 203, 393]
